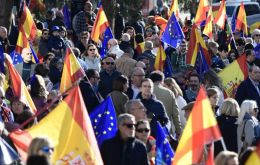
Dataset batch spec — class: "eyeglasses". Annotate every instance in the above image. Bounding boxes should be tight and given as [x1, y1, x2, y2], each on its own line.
[123, 123, 135, 129]
[105, 62, 115, 65]
[41, 146, 54, 153]
[255, 34, 260, 37]
[88, 49, 96, 51]
[136, 128, 150, 133]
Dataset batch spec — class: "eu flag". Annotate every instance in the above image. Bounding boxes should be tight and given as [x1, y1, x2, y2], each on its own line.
[255, 43, 260, 58]
[10, 51, 23, 65]
[196, 45, 209, 77]
[155, 122, 174, 165]
[0, 44, 4, 73]
[231, 12, 236, 32]
[164, 55, 174, 78]
[0, 137, 19, 164]
[161, 13, 185, 49]
[100, 27, 113, 58]
[90, 96, 117, 147]
[63, 3, 71, 29]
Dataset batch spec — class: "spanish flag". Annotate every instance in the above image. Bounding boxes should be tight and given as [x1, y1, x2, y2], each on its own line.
[91, 6, 109, 43]
[245, 144, 260, 165]
[154, 44, 166, 71]
[194, 0, 209, 26]
[214, 0, 226, 30]
[203, 6, 213, 40]
[9, 86, 103, 164]
[218, 55, 248, 98]
[169, 0, 180, 20]
[15, 31, 30, 54]
[172, 86, 222, 164]
[236, 2, 248, 36]
[60, 47, 85, 94]
[5, 59, 36, 113]
[154, 16, 168, 36]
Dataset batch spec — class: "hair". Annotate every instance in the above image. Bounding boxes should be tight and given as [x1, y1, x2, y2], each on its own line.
[42, 28, 49, 34]
[203, 69, 223, 89]
[117, 113, 135, 126]
[72, 47, 81, 58]
[27, 137, 52, 157]
[80, 31, 89, 38]
[26, 155, 51, 165]
[85, 44, 100, 57]
[43, 53, 55, 62]
[144, 41, 153, 50]
[220, 98, 240, 117]
[141, 78, 153, 87]
[121, 33, 131, 42]
[215, 151, 238, 165]
[123, 26, 135, 33]
[149, 71, 164, 83]
[218, 45, 228, 52]
[125, 99, 142, 114]
[86, 69, 97, 79]
[34, 64, 50, 77]
[189, 73, 200, 82]
[245, 49, 253, 57]
[237, 100, 258, 124]
[15, 110, 36, 129]
[206, 87, 218, 98]
[248, 65, 259, 73]
[30, 75, 48, 98]
[131, 67, 145, 78]
[164, 77, 183, 97]
[112, 75, 128, 92]
[135, 120, 150, 129]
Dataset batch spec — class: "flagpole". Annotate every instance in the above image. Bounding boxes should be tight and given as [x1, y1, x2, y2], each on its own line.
[220, 137, 227, 151]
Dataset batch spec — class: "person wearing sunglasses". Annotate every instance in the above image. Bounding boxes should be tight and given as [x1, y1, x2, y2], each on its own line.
[27, 137, 54, 163]
[82, 44, 101, 72]
[135, 120, 156, 165]
[38, 28, 50, 58]
[252, 29, 260, 47]
[100, 113, 149, 165]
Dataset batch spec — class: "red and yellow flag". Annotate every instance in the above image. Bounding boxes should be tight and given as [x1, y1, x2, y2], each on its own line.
[218, 55, 248, 98]
[214, 0, 226, 30]
[5, 59, 36, 113]
[172, 86, 222, 164]
[154, 44, 166, 71]
[236, 2, 248, 36]
[60, 47, 85, 94]
[9, 86, 103, 164]
[154, 16, 168, 36]
[90, 6, 109, 43]
[245, 144, 260, 165]
[194, 0, 209, 26]
[169, 0, 180, 20]
[203, 6, 213, 40]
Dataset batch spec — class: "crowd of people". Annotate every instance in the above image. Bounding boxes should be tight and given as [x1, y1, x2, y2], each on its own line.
[0, 0, 260, 164]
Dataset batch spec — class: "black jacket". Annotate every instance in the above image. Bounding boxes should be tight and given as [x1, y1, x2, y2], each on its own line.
[100, 132, 149, 165]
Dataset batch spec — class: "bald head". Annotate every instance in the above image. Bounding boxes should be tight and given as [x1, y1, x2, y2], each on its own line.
[21, 48, 32, 63]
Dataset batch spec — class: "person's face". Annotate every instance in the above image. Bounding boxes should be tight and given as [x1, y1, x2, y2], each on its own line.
[0, 92, 4, 106]
[81, 35, 89, 44]
[131, 69, 145, 87]
[87, 46, 97, 58]
[250, 66, 260, 81]
[229, 53, 236, 60]
[236, 43, 245, 55]
[130, 102, 147, 121]
[135, 123, 150, 142]
[103, 57, 115, 72]
[38, 145, 54, 160]
[254, 33, 260, 43]
[52, 31, 59, 37]
[141, 59, 150, 73]
[248, 51, 256, 62]
[90, 71, 100, 86]
[126, 29, 134, 37]
[42, 31, 49, 40]
[252, 107, 259, 118]
[0, 28, 7, 39]
[219, 50, 228, 59]
[84, 3, 92, 12]
[189, 76, 200, 91]
[179, 42, 187, 54]
[210, 45, 218, 55]
[45, 56, 54, 66]
[123, 81, 129, 92]
[22, 50, 32, 63]
[119, 118, 136, 140]
[226, 157, 239, 165]
[145, 29, 153, 37]
[141, 80, 153, 98]
[11, 100, 25, 115]
[59, 30, 66, 38]
[209, 93, 219, 108]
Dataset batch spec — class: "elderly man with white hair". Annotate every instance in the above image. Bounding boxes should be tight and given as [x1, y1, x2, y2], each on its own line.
[252, 29, 260, 47]
[15, 48, 36, 83]
[0, 26, 9, 52]
[107, 38, 124, 58]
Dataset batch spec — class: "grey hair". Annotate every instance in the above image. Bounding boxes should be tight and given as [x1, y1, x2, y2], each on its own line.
[124, 99, 142, 114]
[117, 113, 135, 126]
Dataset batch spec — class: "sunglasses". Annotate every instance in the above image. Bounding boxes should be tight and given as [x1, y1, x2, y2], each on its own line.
[41, 146, 54, 153]
[105, 62, 115, 65]
[255, 34, 260, 37]
[88, 49, 96, 51]
[43, 33, 49, 35]
[123, 123, 135, 129]
[136, 128, 150, 133]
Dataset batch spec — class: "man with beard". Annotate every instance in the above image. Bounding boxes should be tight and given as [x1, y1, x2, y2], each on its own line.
[171, 40, 188, 71]
[184, 73, 200, 103]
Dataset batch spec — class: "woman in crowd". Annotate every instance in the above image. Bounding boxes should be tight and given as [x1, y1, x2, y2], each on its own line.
[206, 87, 220, 116]
[110, 75, 129, 116]
[135, 120, 155, 165]
[237, 100, 260, 155]
[215, 151, 239, 165]
[215, 98, 240, 155]
[82, 44, 101, 72]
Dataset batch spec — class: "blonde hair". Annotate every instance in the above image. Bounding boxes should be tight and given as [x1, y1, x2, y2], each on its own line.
[237, 100, 258, 125]
[215, 151, 238, 165]
[27, 137, 51, 156]
[164, 77, 183, 97]
[220, 98, 240, 117]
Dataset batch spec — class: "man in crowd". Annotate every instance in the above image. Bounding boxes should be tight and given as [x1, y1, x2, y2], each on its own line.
[125, 99, 147, 121]
[126, 67, 145, 99]
[184, 73, 200, 103]
[107, 38, 124, 58]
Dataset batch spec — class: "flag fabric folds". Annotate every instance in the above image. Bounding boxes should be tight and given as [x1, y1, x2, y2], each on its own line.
[100, 27, 114, 58]
[89, 96, 117, 147]
[164, 55, 174, 78]
[214, 0, 226, 30]
[90, 6, 109, 43]
[155, 122, 174, 165]
[9, 86, 104, 164]
[203, 6, 213, 40]
[218, 55, 248, 98]
[161, 13, 185, 49]
[235, 2, 248, 36]
[62, 3, 71, 29]
[0, 137, 20, 165]
[154, 44, 167, 71]
[194, 0, 209, 26]
[6, 59, 37, 113]
[60, 47, 85, 94]
[169, 0, 180, 19]
[172, 86, 222, 164]
[186, 25, 211, 68]
[245, 143, 260, 165]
